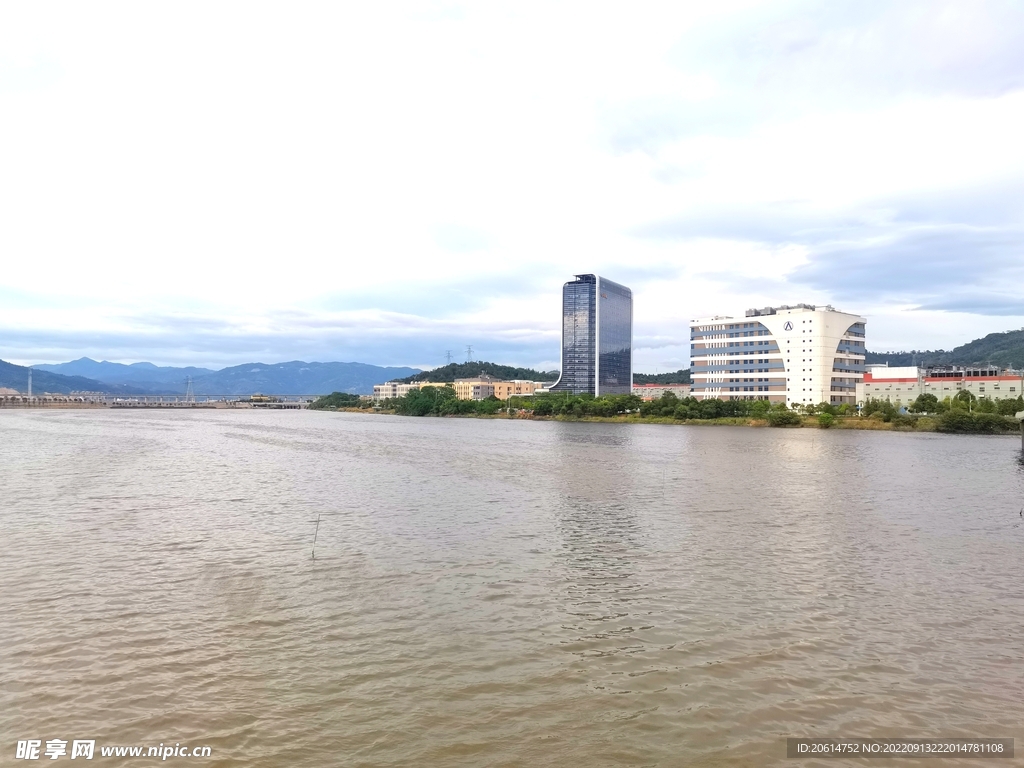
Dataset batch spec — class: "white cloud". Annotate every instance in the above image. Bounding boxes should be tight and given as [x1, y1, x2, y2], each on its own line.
[1, 1, 1022, 369]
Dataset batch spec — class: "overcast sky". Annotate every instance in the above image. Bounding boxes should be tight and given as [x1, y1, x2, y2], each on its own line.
[2, 1, 1023, 372]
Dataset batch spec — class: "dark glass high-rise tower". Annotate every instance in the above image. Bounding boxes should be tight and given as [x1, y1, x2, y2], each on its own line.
[550, 274, 633, 396]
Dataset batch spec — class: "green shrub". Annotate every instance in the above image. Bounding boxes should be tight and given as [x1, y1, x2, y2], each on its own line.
[310, 391, 364, 410]
[936, 411, 1017, 434]
[908, 393, 938, 413]
[863, 397, 898, 421]
[997, 395, 1024, 416]
[889, 412, 916, 429]
[766, 409, 802, 427]
[749, 400, 770, 418]
[532, 400, 554, 416]
[936, 410, 972, 432]
[974, 413, 1018, 433]
[974, 397, 997, 413]
[817, 413, 835, 428]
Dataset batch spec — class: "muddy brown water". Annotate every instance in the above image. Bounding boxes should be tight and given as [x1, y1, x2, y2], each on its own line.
[2, 410, 1023, 766]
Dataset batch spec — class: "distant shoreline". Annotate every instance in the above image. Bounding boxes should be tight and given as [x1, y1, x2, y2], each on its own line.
[326, 408, 1022, 435]
[3, 404, 1016, 437]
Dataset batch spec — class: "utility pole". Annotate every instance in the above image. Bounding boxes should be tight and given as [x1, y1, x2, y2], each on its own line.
[27, 368, 32, 398]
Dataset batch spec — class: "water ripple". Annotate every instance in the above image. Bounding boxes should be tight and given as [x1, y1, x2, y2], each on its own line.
[2, 410, 1023, 766]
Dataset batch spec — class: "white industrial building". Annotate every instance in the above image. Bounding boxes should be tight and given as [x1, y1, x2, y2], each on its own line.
[857, 365, 1024, 406]
[372, 381, 422, 402]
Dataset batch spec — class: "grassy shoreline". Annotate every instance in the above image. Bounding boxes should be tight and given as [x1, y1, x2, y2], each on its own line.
[327, 408, 1022, 434]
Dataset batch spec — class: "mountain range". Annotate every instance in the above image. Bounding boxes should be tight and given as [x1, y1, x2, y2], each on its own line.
[6, 358, 421, 396]
[33, 358, 218, 391]
[6, 326, 1022, 397]
[186, 361, 421, 395]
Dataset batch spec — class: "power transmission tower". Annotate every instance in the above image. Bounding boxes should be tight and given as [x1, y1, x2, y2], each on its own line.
[184, 376, 195, 403]
[445, 350, 453, 366]
[466, 345, 474, 363]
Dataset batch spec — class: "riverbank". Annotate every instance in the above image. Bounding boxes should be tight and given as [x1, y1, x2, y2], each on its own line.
[326, 407, 1022, 434]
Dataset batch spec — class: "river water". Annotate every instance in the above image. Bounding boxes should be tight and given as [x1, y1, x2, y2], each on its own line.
[2, 410, 1024, 767]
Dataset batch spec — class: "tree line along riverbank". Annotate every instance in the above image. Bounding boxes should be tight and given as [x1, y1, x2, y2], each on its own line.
[310, 389, 1023, 435]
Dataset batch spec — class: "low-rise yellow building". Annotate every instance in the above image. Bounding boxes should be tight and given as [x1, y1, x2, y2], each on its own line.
[454, 375, 497, 400]
[492, 380, 541, 400]
[454, 375, 544, 400]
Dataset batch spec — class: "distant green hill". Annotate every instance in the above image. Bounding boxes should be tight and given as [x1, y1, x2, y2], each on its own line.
[398, 361, 558, 384]
[867, 328, 1024, 369]
[634, 369, 691, 384]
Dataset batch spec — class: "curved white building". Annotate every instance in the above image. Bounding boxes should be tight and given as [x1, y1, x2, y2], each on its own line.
[689, 304, 866, 407]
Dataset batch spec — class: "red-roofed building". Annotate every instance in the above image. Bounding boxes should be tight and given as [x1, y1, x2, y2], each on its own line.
[857, 364, 1024, 406]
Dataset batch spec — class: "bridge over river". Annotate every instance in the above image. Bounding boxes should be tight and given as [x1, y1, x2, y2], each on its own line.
[0, 395, 322, 409]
